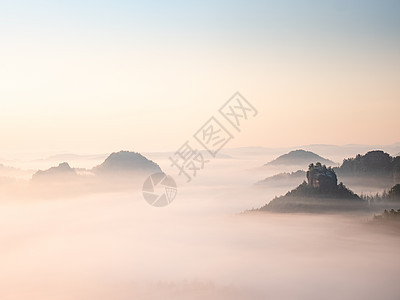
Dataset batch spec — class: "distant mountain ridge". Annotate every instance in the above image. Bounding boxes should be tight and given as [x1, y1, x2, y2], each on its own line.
[265, 149, 335, 167]
[37, 153, 107, 162]
[255, 150, 400, 190]
[222, 142, 400, 162]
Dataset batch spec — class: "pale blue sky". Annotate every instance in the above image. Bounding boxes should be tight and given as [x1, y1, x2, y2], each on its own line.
[1, 0, 399, 155]
[2, 1, 399, 46]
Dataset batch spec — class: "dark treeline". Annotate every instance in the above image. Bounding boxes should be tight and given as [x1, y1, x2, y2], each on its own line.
[259, 162, 400, 213]
[361, 184, 400, 203]
[335, 150, 400, 182]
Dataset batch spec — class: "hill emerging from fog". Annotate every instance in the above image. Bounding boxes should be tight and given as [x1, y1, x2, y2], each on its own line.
[256, 150, 400, 190]
[265, 150, 335, 167]
[32, 162, 77, 181]
[336, 150, 400, 178]
[92, 151, 162, 175]
[333, 150, 400, 190]
[30, 151, 162, 189]
[258, 163, 365, 213]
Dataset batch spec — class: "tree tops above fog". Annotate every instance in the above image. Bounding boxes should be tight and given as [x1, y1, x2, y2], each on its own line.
[336, 150, 400, 180]
[364, 184, 400, 203]
[258, 163, 362, 213]
[257, 151, 400, 213]
[389, 184, 400, 199]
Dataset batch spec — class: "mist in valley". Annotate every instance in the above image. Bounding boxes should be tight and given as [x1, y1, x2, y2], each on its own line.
[1, 149, 400, 300]
[2, 0, 400, 298]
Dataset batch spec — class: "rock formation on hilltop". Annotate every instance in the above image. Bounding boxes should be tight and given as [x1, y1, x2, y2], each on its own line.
[307, 162, 337, 190]
[32, 162, 77, 181]
[259, 162, 364, 213]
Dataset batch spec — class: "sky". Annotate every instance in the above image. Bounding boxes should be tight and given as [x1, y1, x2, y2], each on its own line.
[1, 0, 399, 157]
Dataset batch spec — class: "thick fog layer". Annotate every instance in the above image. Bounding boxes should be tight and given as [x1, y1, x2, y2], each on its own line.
[0, 150, 399, 299]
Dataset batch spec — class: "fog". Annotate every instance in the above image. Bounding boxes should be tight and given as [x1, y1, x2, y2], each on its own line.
[1, 152, 400, 299]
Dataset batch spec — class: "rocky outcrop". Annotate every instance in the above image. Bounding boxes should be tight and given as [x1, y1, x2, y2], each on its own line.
[307, 163, 337, 190]
[32, 162, 77, 181]
[258, 163, 363, 213]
